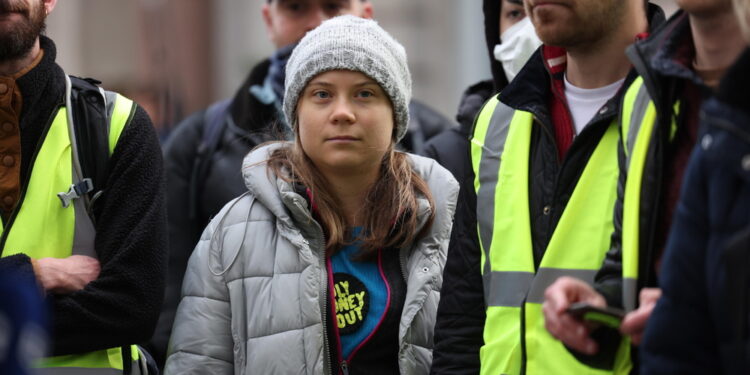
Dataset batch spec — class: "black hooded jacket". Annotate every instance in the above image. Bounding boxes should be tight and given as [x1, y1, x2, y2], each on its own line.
[428, 1, 509, 373]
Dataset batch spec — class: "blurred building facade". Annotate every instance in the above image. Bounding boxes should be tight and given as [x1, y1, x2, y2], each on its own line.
[46, 0, 678, 134]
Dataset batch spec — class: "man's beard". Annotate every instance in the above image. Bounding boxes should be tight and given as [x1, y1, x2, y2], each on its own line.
[528, 0, 625, 51]
[0, 0, 46, 63]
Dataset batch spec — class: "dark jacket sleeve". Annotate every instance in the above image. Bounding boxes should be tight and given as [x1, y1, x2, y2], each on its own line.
[147, 110, 206, 366]
[430, 144, 486, 375]
[640, 144, 717, 375]
[49, 106, 167, 356]
[0, 254, 36, 282]
[594, 138, 627, 307]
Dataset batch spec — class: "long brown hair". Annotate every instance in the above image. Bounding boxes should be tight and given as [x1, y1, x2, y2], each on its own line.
[267, 139, 435, 257]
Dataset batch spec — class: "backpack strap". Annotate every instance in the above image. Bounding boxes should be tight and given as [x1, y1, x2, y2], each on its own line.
[188, 98, 232, 219]
[58, 75, 117, 222]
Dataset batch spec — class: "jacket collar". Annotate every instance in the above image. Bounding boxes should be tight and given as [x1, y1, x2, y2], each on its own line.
[497, 47, 550, 116]
[240, 144, 442, 255]
[228, 59, 281, 134]
[717, 47, 750, 112]
[17, 35, 64, 122]
[632, 11, 706, 88]
[705, 47, 750, 143]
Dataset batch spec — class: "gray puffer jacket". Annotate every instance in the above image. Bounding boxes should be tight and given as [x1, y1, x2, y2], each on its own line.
[164, 143, 459, 375]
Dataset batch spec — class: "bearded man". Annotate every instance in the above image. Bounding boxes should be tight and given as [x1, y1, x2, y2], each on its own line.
[430, 0, 665, 374]
[0, 0, 166, 373]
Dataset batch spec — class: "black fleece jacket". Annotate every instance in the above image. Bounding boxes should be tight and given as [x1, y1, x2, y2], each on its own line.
[0, 36, 167, 356]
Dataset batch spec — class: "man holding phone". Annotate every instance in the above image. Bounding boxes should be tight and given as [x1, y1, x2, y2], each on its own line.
[543, 0, 746, 361]
[431, 0, 664, 374]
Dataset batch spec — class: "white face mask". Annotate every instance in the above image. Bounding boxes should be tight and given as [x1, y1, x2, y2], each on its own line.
[493, 17, 543, 82]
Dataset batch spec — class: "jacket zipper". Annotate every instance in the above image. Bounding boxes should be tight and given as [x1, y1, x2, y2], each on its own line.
[0, 105, 61, 256]
[317, 227, 331, 375]
[399, 246, 408, 282]
[326, 256, 348, 375]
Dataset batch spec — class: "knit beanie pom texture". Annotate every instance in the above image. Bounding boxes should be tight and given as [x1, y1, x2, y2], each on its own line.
[283, 15, 412, 142]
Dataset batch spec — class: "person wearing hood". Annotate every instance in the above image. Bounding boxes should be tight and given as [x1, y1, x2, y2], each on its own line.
[164, 15, 458, 375]
[151, 0, 456, 368]
[428, 1, 541, 371]
[431, 0, 665, 374]
[423, 0, 541, 181]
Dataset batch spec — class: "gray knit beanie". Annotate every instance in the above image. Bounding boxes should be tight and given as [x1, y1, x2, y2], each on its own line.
[284, 15, 412, 142]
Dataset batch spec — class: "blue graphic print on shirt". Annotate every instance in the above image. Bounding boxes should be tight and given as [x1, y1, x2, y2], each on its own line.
[329, 227, 389, 360]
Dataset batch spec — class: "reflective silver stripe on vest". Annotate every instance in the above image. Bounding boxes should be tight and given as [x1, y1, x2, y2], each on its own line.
[623, 277, 638, 312]
[72, 193, 97, 257]
[526, 268, 599, 304]
[104, 90, 118, 142]
[485, 268, 600, 307]
[484, 271, 534, 307]
[625, 83, 652, 162]
[476, 101, 516, 281]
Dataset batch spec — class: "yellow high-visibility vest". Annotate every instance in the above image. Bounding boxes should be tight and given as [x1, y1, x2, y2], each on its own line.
[619, 76, 679, 311]
[472, 96, 631, 375]
[1, 83, 142, 374]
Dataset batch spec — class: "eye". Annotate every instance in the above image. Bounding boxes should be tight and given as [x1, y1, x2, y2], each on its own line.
[508, 9, 524, 20]
[323, 1, 348, 16]
[356, 90, 375, 98]
[313, 90, 331, 99]
[282, 1, 305, 14]
[323, 3, 342, 15]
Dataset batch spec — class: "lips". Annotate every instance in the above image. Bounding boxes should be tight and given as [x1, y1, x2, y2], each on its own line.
[327, 136, 359, 141]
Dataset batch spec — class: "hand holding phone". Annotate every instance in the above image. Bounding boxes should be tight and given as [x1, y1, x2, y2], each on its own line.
[566, 302, 625, 329]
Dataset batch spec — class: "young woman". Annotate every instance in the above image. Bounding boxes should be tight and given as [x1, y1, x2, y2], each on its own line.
[164, 15, 459, 375]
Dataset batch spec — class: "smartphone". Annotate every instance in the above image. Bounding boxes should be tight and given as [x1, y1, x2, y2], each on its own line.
[566, 302, 625, 329]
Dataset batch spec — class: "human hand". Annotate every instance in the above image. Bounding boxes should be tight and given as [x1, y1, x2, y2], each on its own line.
[620, 288, 661, 345]
[543, 276, 607, 355]
[32, 255, 101, 294]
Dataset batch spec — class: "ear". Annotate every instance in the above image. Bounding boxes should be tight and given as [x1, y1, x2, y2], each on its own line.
[44, 0, 58, 15]
[261, 3, 275, 41]
[360, 2, 374, 19]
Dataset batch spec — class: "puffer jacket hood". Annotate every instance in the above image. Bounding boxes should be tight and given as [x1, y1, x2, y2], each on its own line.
[241, 143, 455, 239]
[483, 0, 509, 91]
[240, 143, 298, 228]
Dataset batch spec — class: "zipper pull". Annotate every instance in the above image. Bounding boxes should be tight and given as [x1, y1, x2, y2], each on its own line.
[340, 360, 349, 375]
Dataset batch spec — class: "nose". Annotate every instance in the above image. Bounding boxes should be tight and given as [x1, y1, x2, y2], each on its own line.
[330, 97, 356, 125]
[304, 7, 326, 32]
